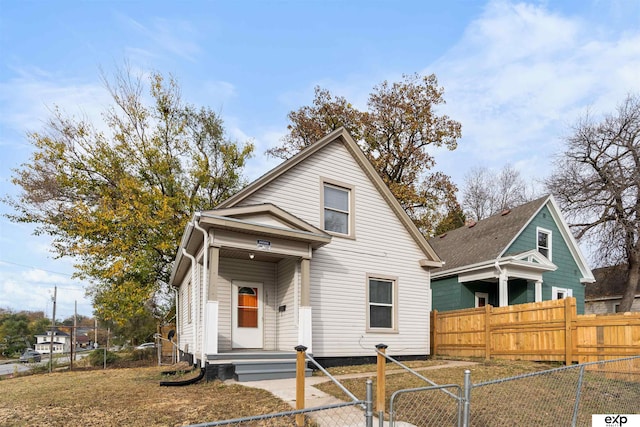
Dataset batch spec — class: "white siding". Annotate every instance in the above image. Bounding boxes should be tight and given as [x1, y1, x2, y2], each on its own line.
[276, 257, 299, 350]
[240, 141, 431, 357]
[217, 258, 277, 351]
[178, 272, 194, 354]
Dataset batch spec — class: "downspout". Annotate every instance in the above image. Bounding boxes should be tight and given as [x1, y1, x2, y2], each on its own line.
[182, 247, 197, 363]
[193, 213, 209, 368]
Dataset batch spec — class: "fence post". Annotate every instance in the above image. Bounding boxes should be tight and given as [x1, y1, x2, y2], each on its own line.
[431, 310, 438, 357]
[376, 344, 388, 417]
[295, 345, 307, 427]
[565, 297, 573, 365]
[571, 364, 586, 427]
[462, 369, 471, 427]
[485, 304, 491, 360]
[365, 378, 373, 427]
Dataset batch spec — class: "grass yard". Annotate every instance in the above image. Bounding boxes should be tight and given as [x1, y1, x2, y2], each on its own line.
[0, 364, 291, 427]
[315, 358, 640, 426]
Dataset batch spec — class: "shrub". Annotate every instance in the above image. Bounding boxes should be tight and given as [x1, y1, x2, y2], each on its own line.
[88, 349, 119, 367]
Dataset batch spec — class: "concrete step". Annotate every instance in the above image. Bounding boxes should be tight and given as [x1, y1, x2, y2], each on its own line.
[234, 367, 311, 382]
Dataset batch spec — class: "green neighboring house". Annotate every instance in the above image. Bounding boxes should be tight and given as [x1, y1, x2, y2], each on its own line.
[428, 195, 595, 314]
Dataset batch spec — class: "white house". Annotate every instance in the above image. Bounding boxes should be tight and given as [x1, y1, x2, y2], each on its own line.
[168, 128, 442, 380]
[34, 329, 71, 354]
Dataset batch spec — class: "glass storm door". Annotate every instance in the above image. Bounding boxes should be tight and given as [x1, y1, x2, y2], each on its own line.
[231, 281, 263, 349]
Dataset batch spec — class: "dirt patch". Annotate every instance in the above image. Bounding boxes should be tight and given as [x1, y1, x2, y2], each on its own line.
[0, 365, 291, 426]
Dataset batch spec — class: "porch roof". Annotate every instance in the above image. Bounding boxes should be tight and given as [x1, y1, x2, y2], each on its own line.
[432, 249, 558, 283]
[169, 204, 331, 287]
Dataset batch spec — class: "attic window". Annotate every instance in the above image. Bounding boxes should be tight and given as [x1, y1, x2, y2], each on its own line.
[321, 179, 355, 238]
[537, 227, 552, 260]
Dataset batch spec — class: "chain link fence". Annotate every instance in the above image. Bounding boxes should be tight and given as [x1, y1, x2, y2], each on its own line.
[469, 356, 640, 427]
[187, 353, 639, 427]
[389, 384, 463, 427]
[187, 400, 367, 426]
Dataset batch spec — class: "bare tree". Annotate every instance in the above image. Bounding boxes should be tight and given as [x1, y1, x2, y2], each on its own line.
[546, 94, 640, 312]
[462, 164, 532, 221]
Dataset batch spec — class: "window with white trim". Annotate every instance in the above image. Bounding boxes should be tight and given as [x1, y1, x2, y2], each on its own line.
[537, 227, 552, 260]
[367, 276, 397, 331]
[551, 286, 572, 300]
[475, 292, 489, 308]
[323, 182, 350, 235]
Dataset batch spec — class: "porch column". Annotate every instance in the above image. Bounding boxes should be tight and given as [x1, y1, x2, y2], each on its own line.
[300, 258, 310, 306]
[535, 280, 542, 302]
[204, 301, 219, 355]
[205, 244, 219, 355]
[298, 258, 312, 352]
[498, 271, 509, 307]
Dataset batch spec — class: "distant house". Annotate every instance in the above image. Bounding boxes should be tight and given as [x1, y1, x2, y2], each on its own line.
[34, 329, 71, 354]
[168, 128, 442, 378]
[428, 195, 595, 314]
[585, 265, 640, 314]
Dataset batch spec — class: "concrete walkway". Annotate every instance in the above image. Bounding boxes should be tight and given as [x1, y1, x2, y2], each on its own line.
[230, 360, 477, 426]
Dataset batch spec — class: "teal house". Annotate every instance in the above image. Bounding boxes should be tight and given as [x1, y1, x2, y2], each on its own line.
[428, 195, 594, 314]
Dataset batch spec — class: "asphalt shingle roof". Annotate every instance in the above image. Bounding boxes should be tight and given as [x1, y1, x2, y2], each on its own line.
[586, 265, 637, 298]
[428, 195, 549, 272]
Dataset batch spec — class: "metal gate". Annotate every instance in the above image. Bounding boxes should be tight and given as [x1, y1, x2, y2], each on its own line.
[389, 384, 463, 427]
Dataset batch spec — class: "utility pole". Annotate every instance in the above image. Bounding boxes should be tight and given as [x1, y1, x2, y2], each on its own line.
[49, 286, 57, 373]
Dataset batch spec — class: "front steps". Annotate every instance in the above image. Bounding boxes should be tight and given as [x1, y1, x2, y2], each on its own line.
[206, 351, 312, 382]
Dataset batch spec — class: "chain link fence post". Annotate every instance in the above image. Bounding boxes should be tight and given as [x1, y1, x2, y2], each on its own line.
[462, 369, 471, 427]
[571, 364, 586, 427]
[365, 378, 373, 427]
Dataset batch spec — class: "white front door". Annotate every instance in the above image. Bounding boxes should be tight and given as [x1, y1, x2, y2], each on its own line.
[231, 281, 263, 349]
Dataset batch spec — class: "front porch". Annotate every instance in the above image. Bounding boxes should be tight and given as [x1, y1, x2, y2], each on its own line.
[172, 204, 331, 379]
[456, 250, 558, 307]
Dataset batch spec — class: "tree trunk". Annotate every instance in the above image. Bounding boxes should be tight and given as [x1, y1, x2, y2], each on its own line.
[619, 261, 640, 312]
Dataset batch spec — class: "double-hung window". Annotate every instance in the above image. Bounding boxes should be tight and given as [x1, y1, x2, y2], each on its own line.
[367, 276, 397, 331]
[323, 181, 352, 236]
[537, 227, 552, 260]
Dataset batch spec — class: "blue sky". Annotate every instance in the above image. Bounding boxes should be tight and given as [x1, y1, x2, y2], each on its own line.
[1, 0, 639, 319]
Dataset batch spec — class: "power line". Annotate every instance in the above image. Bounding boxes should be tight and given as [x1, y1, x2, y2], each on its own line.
[0, 258, 76, 277]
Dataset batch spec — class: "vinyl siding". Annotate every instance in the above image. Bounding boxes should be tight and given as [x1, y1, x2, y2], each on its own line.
[239, 140, 431, 357]
[431, 277, 461, 312]
[276, 257, 299, 350]
[505, 205, 586, 313]
[178, 273, 194, 354]
[217, 258, 276, 351]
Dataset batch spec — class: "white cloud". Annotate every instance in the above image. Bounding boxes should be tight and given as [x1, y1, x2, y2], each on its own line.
[430, 0, 640, 187]
[118, 15, 201, 62]
[0, 67, 109, 140]
[202, 80, 236, 102]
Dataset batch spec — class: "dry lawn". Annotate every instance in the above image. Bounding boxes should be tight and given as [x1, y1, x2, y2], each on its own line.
[0, 365, 291, 427]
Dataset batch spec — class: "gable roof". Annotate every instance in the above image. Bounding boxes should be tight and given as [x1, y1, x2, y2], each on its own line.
[217, 127, 442, 266]
[169, 203, 332, 286]
[429, 195, 549, 271]
[428, 194, 595, 282]
[586, 265, 639, 299]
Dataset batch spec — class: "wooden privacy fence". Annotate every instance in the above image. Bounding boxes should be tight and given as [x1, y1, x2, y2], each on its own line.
[431, 298, 640, 364]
